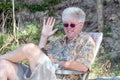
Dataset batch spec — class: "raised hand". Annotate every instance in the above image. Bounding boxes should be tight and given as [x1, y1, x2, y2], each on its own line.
[42, 17, 58, 38]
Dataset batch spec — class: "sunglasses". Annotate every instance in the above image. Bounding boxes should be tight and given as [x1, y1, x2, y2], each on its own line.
[63, 23, 76, 28]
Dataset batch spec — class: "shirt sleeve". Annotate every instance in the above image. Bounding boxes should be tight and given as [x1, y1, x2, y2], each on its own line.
[46, 41, 55, 54]
[75, 35, 95, 71]
[46, 40, 61, 56]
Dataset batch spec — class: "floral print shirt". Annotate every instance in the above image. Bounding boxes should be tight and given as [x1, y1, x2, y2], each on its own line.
[47, 32, 95, 80]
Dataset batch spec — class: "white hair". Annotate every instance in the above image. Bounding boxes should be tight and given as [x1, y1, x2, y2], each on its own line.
[62, 7, 86, 22]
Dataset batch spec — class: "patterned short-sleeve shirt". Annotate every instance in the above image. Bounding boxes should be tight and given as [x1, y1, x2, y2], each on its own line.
[47, 32, 95, 80]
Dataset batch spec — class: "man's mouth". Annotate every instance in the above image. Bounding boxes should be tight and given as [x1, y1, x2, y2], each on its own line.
[67, 31, 73, 33]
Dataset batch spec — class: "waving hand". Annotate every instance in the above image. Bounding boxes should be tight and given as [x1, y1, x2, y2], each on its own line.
[42, 17, 58, 37]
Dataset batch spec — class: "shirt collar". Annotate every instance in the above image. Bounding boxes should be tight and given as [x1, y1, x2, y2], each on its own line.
[64, 32, 83, 44]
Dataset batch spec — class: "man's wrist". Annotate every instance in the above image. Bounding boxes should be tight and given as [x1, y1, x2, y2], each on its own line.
[41, 32, 50, 38]
[41, 48, 48, 56]
[54, 61, 64, 69]
[39, 35, 48, 48]
[41, 34, 48, 39]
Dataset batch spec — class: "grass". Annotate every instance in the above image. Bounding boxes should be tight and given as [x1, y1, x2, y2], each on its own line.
[89, 50, 120, 79]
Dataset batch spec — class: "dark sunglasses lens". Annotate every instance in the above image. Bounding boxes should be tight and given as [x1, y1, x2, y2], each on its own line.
[70, 24, 75, 28]
[63, 24, 68, 27]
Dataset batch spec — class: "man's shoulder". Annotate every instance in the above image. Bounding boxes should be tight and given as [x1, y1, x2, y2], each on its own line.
[81, 32, 95, 46]
[78, 32, 95, 45]
[78, 32, 92, 39]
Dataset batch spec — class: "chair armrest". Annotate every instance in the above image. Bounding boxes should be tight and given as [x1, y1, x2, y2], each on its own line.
[55, 69, 87, 74]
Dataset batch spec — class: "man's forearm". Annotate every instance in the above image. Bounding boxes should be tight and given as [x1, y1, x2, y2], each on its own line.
[59, 60, 88, 72]
[39, 35, 48, 48]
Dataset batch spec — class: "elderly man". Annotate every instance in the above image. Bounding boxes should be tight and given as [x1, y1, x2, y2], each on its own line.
[0, 7, 95, 80]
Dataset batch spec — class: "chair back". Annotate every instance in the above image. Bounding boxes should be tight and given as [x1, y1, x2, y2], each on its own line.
[88, 32, 103, 64]
[55, 32, 103, 80]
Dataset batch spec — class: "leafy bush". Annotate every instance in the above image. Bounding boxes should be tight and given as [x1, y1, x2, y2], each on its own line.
[17, 23, 41, 44]
[0, 34, 8, 46]
[0, 23, 41, 55]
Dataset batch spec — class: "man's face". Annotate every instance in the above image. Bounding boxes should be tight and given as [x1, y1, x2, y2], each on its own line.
[63, 18, 84, 39]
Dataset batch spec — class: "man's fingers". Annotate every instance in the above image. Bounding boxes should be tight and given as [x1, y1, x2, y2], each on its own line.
[46, 17, 56, 26]
[47, 17, 51, 25]
[54, 28, 58, 32]
[49, 17, 53, 25]
[51, 18, 56, 27]
[43, 18, 46, 26]
[52, 28, 58, 34]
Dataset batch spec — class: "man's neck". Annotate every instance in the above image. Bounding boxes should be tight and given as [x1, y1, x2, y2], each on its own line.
[66, 32, 82, 43]
[66, 38, 71, 44]
[66, 36, 74, 44]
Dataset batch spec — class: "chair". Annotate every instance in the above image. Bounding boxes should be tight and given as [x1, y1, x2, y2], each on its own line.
[55, 32, 103, 80]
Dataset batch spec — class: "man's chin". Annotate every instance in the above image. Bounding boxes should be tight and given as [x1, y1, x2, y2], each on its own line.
[67, 35, 74, 39]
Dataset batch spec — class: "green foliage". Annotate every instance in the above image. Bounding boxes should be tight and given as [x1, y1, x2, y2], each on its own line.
[16, 3, 47, 12]
[103, 0, 108, 6]
[0, 0, 12, 11]
[0, 34, 8, 46]
[89, 62, 100, 79]
[28, 4, 46, 12]
[0, 23, 41, 55]
[44, 0, 61, 4]
[17, 23, 42, 44]
[112, 65, 120, 76]
[0, 0, 61, 34]
[0, 0, 61, 14]
[103, 26, 112, 37]
[103, 33, 112, 37]
[6, 44, 19, 51]
[45, 0, 61, 16]
[104, 26, 112, 33]
[0, 34, 15, 55]
[49, 12, 55, 16]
